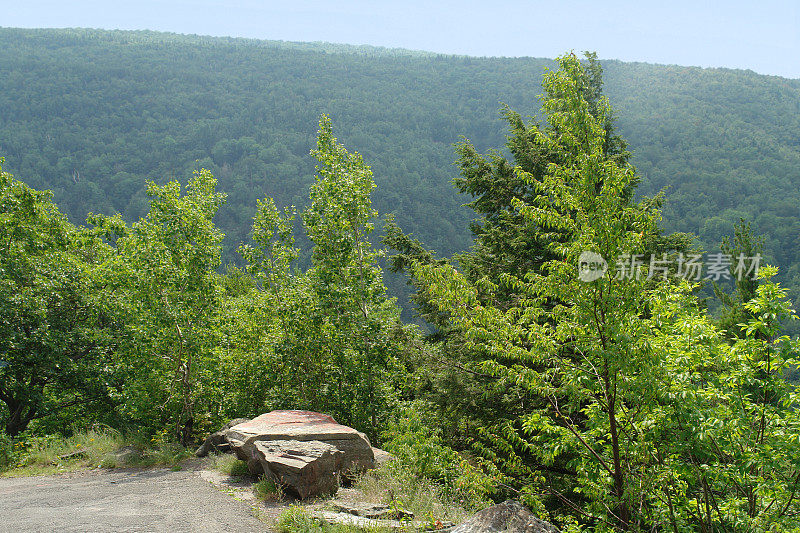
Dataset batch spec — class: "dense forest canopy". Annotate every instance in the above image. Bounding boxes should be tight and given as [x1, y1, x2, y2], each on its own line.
[1, 27, 799, 311]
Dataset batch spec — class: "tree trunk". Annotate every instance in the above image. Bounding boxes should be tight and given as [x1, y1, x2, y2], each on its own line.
[4, 399, 33, 437]
[608, 392, 630, 529]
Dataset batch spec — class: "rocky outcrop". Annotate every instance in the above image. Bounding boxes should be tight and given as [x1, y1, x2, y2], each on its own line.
[371, 447, 395, 468]
[318, 504, 449, 531]
[195, 418, 250, 457]
[451, 500, 559, 533]
[331, 502, 413, 521]
[225, 410, 374, 476]
[253, 440, 344, 499]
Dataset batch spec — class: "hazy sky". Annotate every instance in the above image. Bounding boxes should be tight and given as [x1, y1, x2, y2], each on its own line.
[3, 0, 799, 78]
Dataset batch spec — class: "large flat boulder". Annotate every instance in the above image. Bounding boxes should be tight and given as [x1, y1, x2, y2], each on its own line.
[451, 500, 559, 533]
[253, 440, 343, 499]
[225, 410, 374, 476]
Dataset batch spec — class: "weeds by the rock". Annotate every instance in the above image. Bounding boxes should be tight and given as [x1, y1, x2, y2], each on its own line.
[0, 428, 193, 477]
[355, 465, 479, 527]
[254, 475, 283, 501]
[212, 455, 251, 477]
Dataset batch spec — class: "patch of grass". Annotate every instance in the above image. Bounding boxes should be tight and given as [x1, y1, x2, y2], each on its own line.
[2, 427, 126, 477]
[254, 475, 283, 501]
[99, 454, 119, 469]
[276, 506, 323, 533]
[134, 442, 192, 468]
[1, 428, 193, 477]
[356, 464, 481, 528]
[213, 454, 251, 477]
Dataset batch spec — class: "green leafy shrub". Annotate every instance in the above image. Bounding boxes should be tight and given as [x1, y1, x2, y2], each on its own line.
[126, 429, 192, 467]
[0, 434, 15, 470]
[381, 400, 494, 506]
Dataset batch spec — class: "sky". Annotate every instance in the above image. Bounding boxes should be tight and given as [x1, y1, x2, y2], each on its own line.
[2, 0, 799, 79]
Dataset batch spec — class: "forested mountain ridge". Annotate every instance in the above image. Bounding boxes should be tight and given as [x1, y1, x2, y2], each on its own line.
[5, 44, 800, 530]
[1, 27, 799, 308]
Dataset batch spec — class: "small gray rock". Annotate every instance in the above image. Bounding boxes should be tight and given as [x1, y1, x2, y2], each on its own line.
[451, 500, 559, 533]
[195, 418, 251, 457]
[332, 501, 413, 520]
[371, 447, 395, 468]
[54, 449, 87, 463]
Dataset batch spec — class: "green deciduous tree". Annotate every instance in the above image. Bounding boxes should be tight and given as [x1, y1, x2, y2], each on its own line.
[97, 169, 225, 444]
[239, 197, 298, 294]
[646, 268, 800, 531]
[212, 199, 304, 419]
[302, 115, 403, 437]
[0, 159, 114, 436]
[213, 117, 409, 439]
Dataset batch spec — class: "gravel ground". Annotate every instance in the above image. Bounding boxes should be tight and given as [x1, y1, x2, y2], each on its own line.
[0, 465, 270, 533]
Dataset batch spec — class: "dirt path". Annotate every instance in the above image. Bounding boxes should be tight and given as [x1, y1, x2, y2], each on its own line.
[0, 465, 270, 532]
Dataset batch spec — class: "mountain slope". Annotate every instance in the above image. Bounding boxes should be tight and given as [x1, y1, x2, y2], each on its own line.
[1, 27, 799, 309]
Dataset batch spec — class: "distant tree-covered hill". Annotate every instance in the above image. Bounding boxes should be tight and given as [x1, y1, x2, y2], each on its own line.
[1, 27, 799, 314]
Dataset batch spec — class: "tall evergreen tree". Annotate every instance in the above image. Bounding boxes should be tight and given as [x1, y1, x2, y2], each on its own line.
[412, 51, 800, 532]
[453, 52, 632, 295]
[416, 53, 665, 526]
